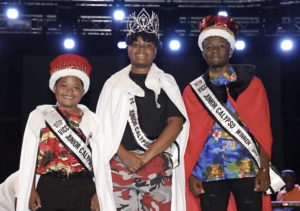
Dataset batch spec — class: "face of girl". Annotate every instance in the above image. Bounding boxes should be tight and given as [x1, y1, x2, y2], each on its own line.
[53, 76, 84, 113]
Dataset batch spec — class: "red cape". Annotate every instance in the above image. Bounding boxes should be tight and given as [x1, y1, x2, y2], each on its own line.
[183, 76, 273, 211]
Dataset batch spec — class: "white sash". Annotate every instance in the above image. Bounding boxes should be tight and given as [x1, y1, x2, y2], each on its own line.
[191, 76, 285, 194]
[128, 93, 180, 168]
[45, 107, 93, 171]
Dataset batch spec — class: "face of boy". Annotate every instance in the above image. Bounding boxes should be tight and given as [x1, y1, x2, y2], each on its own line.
[202, 36, 233, 70]
[53, 76, 84, 112]
[128, 36, 157, 73]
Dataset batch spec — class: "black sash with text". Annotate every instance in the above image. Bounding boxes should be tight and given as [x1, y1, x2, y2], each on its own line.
[128, 93, 180, 168]
[45, 107, 93, 172]
[190, 76, 285, 194]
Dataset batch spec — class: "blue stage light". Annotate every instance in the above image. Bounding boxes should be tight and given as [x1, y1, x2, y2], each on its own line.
[6, 8, 19, 20]
[169, 39, 181, 51]
[117, 41, 127, 49]
[280, 39, 293, 51]
[113, 10, 125, 21]
[63, 38, 75, 50]
[218, 11, 228, 17]
[235, 40, 246, 51]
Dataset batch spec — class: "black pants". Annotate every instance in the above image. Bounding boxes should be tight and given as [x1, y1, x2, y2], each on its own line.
[36, 174, 96, 211]
[200, 178, 262, 211]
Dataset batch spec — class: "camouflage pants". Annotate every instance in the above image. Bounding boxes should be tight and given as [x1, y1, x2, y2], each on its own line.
[110, 151, 173, 211]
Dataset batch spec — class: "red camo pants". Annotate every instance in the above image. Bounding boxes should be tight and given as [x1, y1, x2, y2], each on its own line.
[110, 151, 173, 211]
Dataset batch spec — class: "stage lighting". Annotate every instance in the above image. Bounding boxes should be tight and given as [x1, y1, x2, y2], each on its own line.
[280, 39, 293, 51]
[218, 11, 228, 17]
[63, 38, 75, 50]
[6, 8, 19, 20]
[235, 40, 246, 51]
[113, 10, 125, 21]
[169, 39, 181, 51]
[117, 41, 127, 49]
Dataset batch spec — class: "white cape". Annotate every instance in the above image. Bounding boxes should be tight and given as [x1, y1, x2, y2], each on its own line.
[17, 104, 116, 211]
[96, 63, 189, 211]
[0, 171, 19, 210]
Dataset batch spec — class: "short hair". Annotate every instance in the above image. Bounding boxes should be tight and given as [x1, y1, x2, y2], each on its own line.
[125, 31, 161, 48]
[282, 169, 296, 179]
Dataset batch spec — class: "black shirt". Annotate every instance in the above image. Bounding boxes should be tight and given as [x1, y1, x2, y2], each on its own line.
[121, 72, 184, 150]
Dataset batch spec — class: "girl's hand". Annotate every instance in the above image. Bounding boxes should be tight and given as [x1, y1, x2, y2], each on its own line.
[28, 188, 41, 211]
[91, 193, 100, 211]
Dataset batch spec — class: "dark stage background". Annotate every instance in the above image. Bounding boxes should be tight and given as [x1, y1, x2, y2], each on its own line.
[0, 35, 299, 193]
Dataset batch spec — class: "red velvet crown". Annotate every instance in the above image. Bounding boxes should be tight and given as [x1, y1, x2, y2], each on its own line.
[50, 54, 91, 77]
[199, 15, 239, 36]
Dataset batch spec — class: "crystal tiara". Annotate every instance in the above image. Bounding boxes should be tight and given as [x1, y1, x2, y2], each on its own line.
[126, 8, 159, 37]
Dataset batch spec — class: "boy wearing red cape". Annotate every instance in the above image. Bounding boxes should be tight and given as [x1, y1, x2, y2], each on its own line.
[183, 15, 273, 211]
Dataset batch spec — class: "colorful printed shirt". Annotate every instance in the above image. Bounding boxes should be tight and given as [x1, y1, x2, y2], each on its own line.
[192, 66, 258, 182]
[36, 107, 86, 174]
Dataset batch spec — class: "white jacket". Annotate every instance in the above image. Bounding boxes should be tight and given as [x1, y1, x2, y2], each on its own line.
[17, 104, 116, 211]
[96, 63, 189, 211]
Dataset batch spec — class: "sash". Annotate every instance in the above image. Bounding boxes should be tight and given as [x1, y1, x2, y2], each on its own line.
[44, 106, 93, 172]
[128, 93, 180, 168]
[190, 76, 285, 194]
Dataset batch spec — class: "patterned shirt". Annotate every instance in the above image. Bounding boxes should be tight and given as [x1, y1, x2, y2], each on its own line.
[36, 107, 86, 174]
[192, 66, 258, 182]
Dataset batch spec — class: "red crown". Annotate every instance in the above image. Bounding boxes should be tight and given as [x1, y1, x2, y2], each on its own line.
[50, 54, 91, 77]
[199, 15, 239, 36]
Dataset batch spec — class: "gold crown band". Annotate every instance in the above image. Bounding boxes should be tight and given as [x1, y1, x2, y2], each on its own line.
[201, 25, 234, 37]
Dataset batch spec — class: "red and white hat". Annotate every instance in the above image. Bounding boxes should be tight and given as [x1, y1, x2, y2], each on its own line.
[198, 15, 239, 51]
[49, 54, 92, 94]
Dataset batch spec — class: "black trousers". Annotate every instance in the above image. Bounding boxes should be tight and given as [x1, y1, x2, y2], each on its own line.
[200, 178, 262, 211]
[36, 174, 96, 211]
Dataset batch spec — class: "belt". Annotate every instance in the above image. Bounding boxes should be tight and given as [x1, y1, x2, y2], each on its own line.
[43, 171, 93, 181]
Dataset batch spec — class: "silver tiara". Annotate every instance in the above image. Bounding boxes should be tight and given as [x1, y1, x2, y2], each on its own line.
[126, 8, 159, 37]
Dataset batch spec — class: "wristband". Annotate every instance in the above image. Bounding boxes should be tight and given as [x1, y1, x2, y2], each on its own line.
[259, 167, 269, 172]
